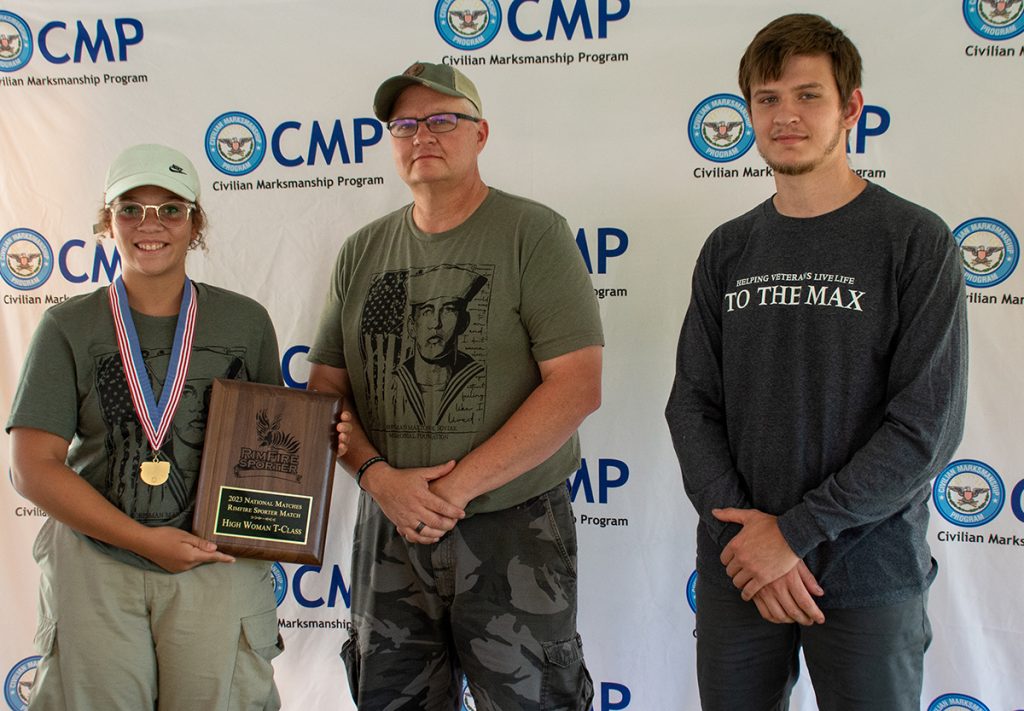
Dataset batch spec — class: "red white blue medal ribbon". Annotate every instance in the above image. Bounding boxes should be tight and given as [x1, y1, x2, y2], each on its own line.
[108, 275, 198, 455]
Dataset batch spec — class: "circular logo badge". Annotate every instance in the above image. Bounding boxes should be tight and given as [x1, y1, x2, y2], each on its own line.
[436, 0, 502, 50]
[4, 656, 40, 711]
[929, 693, 991, 711]
[963, 0, 1024, 39]
[688, 94, 755, 163]
[271, 562, 287, 606]
[461, 676, 476, 711]
[1, 228, 54, 290]
[686, 570, 698, 613]
[933, 459, 1005, 527]
[205, 112, 266, 176]
[954, 217, 1019, 288]
[0, 12, 33, 73]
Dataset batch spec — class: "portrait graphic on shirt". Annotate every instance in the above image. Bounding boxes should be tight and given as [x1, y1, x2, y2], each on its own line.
[94, 346, 247, 523]
[359, 263, 492, 438]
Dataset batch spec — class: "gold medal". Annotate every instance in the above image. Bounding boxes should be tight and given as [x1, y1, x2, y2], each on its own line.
[140, 458, 170, 486]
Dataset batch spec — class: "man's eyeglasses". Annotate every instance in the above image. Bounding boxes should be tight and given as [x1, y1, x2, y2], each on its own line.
[386, 112, 480, 138]
[108, 201, 194, 229]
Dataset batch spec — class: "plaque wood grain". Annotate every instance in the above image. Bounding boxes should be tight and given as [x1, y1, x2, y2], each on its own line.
[192, 379, 341, 564]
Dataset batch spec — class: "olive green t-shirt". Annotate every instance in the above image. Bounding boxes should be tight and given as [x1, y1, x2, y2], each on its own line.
[6, 283, 282, 570]
[309, 188, 603, 513]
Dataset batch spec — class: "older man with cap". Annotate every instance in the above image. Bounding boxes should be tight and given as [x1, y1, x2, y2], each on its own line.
[308, 62, 603, 710]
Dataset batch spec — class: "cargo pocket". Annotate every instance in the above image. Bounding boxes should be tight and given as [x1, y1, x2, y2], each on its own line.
[33, 614, 57, 657]
[340, 629, 360, 702]
[229, 609, 283, 710]
[26, 614, 61, 708]
[540, 634, 594, 710]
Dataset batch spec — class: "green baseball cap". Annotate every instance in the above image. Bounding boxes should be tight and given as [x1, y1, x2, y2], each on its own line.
[104, 143, 201, 204]
[373, 61, 483, 121]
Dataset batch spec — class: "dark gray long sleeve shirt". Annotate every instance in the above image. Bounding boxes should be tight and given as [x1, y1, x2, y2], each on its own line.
[666, 182, 968, 608]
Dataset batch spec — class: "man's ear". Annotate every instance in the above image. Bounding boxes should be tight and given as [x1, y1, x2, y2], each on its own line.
[841, 88, 864, 130]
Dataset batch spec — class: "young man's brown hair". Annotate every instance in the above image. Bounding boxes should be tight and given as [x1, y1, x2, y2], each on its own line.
[738, 13, 862, 106]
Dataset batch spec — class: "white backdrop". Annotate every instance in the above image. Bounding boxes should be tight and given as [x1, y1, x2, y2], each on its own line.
[2, 2, 1022, 710]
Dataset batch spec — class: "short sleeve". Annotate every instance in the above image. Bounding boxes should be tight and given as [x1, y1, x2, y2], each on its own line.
[520, 216, 604, 362]
[6, 311, 80, 441]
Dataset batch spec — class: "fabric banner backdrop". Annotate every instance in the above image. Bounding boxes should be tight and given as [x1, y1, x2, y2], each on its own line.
[1, 2, 1022, 709]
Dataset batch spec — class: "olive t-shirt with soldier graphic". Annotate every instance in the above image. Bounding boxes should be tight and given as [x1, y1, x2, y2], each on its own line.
[309, 188, 603, 514]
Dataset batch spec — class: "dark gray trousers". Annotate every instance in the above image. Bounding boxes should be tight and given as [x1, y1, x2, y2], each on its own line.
[695, 576, 931, 711]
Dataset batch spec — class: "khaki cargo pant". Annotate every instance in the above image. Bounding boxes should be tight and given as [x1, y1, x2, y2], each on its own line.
[28, 519, 283, 711]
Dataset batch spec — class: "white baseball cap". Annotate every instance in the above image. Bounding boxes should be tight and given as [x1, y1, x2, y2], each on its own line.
[104, 143, 201, 203]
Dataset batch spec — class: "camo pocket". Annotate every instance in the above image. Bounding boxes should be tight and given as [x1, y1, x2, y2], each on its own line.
[340, 629, 360, 701]
[540, 633, 594, 710]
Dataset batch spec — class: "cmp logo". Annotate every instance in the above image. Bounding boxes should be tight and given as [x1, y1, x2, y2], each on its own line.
[688, 94, 755, 163]
[206, 112, 267, 176]
[271, 562, 287, 606]
[4, 656, 39, 711]
[963, 0, 1024, 40]
[933, 459, 1005, 528]
[1, 228, 54, 290]
[954, 217, 1019, 288]
[928, 693, 991, 711]
[686, 570, 697, 614]
[437, 0, 502, 50]
[0, 11, 32, 72]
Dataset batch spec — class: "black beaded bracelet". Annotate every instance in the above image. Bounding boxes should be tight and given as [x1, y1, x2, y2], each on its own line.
[355, 455, 386, 490]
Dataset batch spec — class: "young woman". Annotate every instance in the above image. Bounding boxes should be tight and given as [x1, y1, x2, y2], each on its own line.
[8, 144, 295, 710]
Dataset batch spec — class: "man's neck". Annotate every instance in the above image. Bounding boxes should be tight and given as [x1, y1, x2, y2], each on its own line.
[772, 163, 867, 218]
[411, 179, 489, 234]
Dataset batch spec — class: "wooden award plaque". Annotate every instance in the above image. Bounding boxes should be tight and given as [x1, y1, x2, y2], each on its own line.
[192, 379, 342, 564]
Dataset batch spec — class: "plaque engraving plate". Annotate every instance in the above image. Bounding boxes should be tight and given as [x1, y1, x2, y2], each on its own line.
[192, 380, 341, 564]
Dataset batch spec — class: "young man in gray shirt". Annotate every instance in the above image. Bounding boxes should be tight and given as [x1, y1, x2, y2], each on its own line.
[666, 14, 967, 711]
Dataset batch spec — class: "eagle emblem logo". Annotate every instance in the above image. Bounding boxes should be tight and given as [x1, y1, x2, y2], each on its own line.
[461, 678, 477, 711]
[217, 133, 254, 163]
[933, 459, 1006, 528]
[6, 244, 42, 278]
[0, 31, 22, 60]
[436, 0, 500, 49]
[449, 7, 489, 37]
[206, 112, 267, 176]
[703, 120, 744, 147]
[947, 484, 991, 512]
[980, 0, 1023, 24]
[17, 673, 33, 705]
[961, 243, 1004, 272]
[1, 229, 53, 290]
[689, 94, 755, 162]
[954, 218, 1019, 288]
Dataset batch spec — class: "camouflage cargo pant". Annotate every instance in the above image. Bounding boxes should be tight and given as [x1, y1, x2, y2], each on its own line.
[342, 483, 594, 711]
